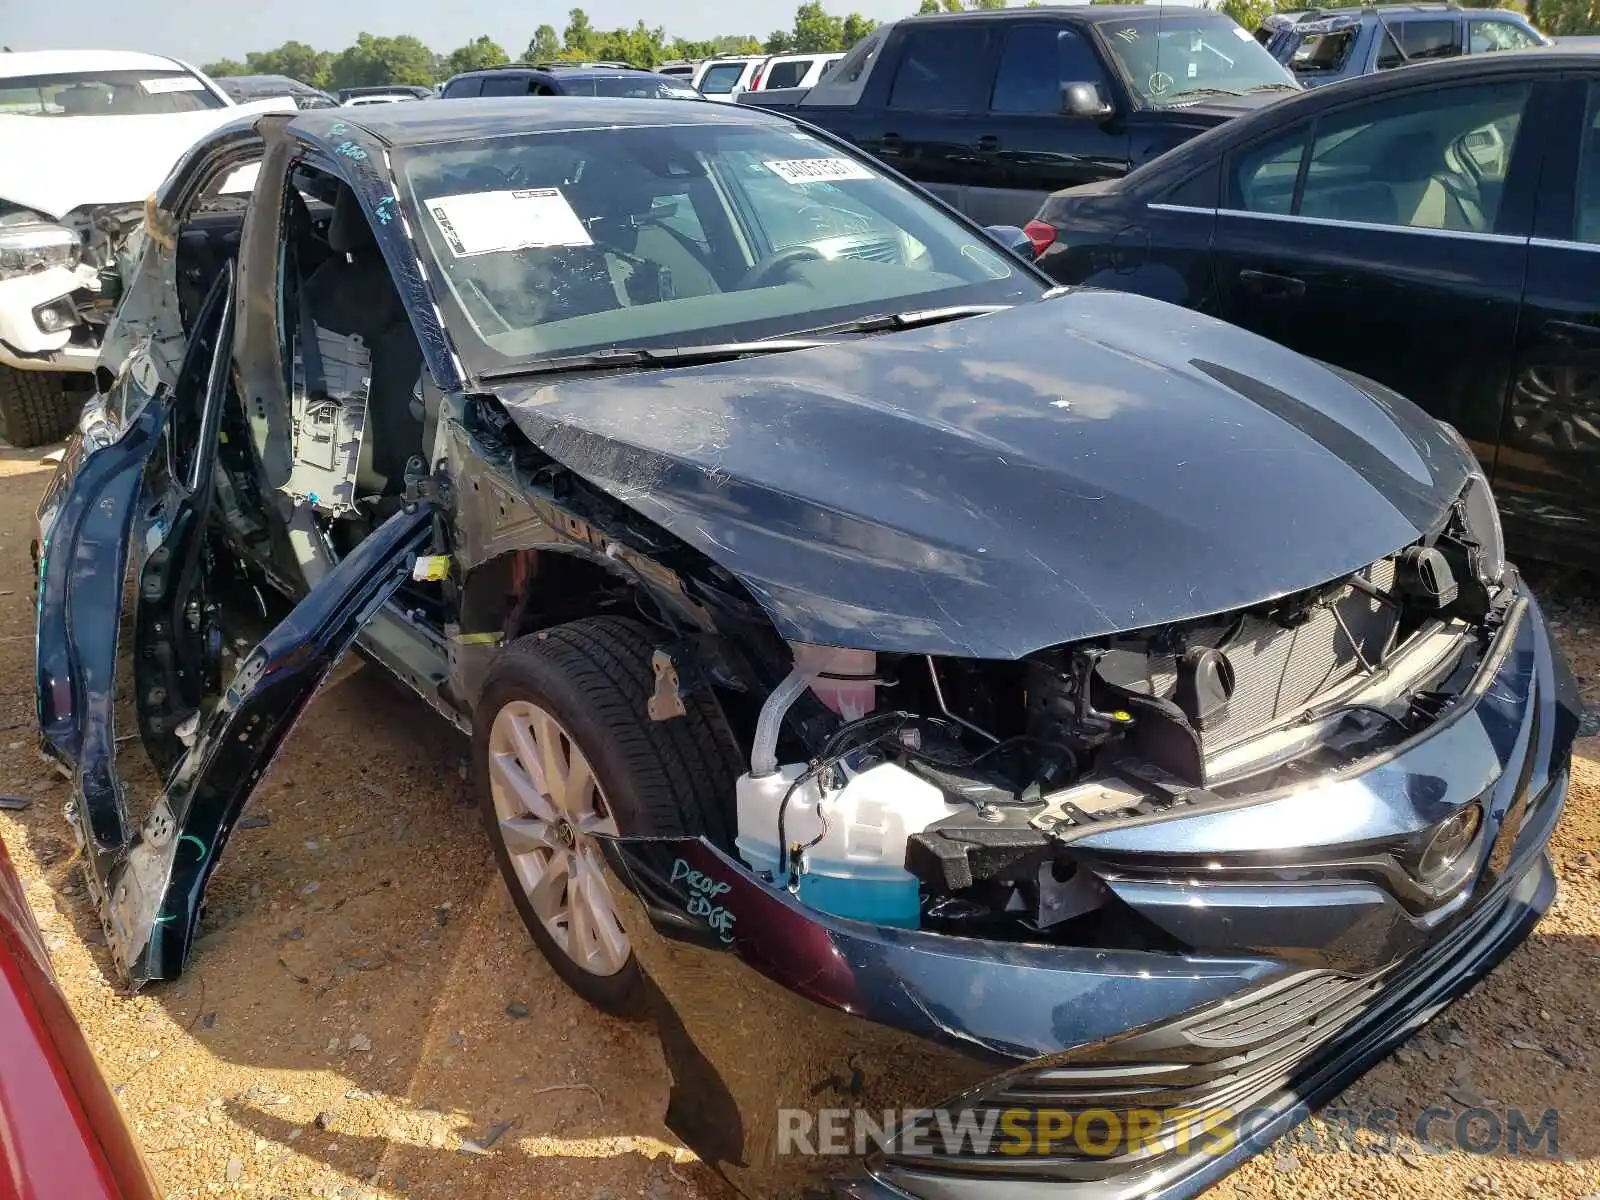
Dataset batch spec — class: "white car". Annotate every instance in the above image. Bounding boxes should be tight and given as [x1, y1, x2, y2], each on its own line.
[692, 56, 769, 102]
[748, 52, 845, 91]
[343, 94, 411, 105]
[0, 50, 290, 446]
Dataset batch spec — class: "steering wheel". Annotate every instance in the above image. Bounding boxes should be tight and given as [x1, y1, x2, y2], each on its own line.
[738, 244, 825, 289]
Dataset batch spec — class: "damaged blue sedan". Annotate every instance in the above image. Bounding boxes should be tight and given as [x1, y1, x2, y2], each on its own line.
[31, 97, 1577, 1200]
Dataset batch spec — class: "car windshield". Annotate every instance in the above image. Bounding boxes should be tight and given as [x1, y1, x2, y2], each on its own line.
[698, 63, 748, 93]
[1095, 14, 1299, 105]
[396, 120, 1041, 375]
[0, 69, 224, 115]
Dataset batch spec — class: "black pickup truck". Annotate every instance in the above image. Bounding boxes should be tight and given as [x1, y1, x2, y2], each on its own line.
[741, 5, 1301, 228]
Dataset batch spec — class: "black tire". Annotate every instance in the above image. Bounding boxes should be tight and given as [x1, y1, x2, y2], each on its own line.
[473, 615, 741, 1016]
[0, 367, 80, 449]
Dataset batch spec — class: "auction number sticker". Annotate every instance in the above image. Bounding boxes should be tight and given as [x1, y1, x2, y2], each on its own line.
[141, 76, 207, 94]
[763, 157, 875, 185]
[425, 188, 593, 257]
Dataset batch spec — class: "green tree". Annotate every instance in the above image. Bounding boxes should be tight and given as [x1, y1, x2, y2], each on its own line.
[202, 58, 247, 78]
[328, 32, 437, 89]
[793, 0, 848, 49]
[1218, 0, 1276, 29]
[968, 0, 1008, 9]
[714, 34, 766, 53]
[591, 20, 668, 66]
[446, 35, 509, 75]
[916, 0, 940, 10]
[243, 41, 332, 88]
[525, 24, 561, 61]
[766, 29, 798, 52]
[563, 8, 595, 55]
[841, 13, 880, 44]
[1532, 0, 1600, 33]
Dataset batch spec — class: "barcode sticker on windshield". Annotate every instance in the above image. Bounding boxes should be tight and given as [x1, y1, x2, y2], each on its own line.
[140, 76, 207, 94]
[424, 188, 593, 257]
[763, 157, 874, 185]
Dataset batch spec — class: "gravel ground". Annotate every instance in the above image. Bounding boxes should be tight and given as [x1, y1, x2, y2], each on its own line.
[0, 441, 1597, 1200]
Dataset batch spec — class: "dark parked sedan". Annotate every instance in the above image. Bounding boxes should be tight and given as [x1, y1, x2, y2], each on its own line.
[34, 97, 1575, 1200]
[1029, 51, 1600, 564]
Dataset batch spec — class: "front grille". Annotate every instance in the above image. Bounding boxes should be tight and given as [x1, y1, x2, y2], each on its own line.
[880, 864, 1529, 1181]
[1146, 559, 1398, 750]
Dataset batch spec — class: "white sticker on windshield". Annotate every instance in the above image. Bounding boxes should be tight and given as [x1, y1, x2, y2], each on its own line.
[140, 76, 207, 94]
[763, 157, 874, 185]
[424, 188, 593, 257]
[1232, 25, 1255, 40]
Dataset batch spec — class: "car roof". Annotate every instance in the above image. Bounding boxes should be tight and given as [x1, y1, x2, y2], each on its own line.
[221, 74, 319, 92]
[294, 95, 786, 145]
[1286, 3, 1529, 19]
[453, 65, 667, 81]
[905, 3, 1233, 19]
[0, 49, 197, 79]
[1305, 44, 1581, 89]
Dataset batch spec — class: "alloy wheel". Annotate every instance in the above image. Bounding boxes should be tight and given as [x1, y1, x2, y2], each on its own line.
[487, 699, 630, 976]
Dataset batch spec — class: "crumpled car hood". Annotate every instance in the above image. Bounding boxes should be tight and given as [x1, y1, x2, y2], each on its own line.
[498, 291, 1472, 659]
[0, 100, 291, 219]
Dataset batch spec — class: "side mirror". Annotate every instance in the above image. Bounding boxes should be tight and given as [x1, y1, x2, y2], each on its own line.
[1061, 81, 1114, 120]
[984, 224, 1034, 259]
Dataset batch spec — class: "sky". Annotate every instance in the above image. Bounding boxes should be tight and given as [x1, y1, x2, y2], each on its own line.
[3, 0, 962, 65]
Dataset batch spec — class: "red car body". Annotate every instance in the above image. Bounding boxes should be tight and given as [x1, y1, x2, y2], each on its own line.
[0, 837, 158, 1200]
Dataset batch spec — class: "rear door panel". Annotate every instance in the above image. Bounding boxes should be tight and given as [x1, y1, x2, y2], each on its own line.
[1211, 77, 1550, 459]
[1495, 73, 1600, 558]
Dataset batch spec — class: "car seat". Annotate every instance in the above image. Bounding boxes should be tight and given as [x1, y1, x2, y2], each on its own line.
[55, 85, 110, 114]
[301, 186, 425, 495]
[569, 162, 722, 301]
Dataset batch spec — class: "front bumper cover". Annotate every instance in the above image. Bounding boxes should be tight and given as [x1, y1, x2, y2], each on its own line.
[599, 584, 1575, 1200]
[0, 265, 101, 372]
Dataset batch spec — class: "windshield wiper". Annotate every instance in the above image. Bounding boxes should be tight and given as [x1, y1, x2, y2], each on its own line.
[811, 304, 1012, 336]
[478, 338, 834, 382]
[1164, 86, 1248, 101]
[1246, 82, 1299, 92]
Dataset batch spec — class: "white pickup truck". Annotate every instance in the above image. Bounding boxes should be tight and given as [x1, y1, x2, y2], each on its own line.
[0, 50, 290, 445]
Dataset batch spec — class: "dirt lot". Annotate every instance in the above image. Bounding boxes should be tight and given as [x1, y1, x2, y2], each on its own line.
[1, 440, 1598, 1200]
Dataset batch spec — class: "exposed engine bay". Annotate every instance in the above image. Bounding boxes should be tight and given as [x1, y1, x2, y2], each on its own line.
[733, 489, 1513, 943]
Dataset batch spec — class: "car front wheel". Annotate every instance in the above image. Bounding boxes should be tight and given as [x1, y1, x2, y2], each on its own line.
[473, 616, 739, 1016]
[0, 367, 81, 449]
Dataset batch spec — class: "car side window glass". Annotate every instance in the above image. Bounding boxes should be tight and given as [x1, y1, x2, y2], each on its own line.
[766, 60, 809, 90]
[1467, 20, 1541, 52]
[444, 78, 481, 98]
[1577, 86, 1600, 245]
[479, 75, 529, 97]
[991, 26, 1104, 115]
[1375, 31, 1406, 71]
[1166, 161, 1220, 208]
[888, 26, 986, 112]
[1229, 123, 1309, 214]
[1297, 82, 1531, 232]
[1408, 19, 1460, 58]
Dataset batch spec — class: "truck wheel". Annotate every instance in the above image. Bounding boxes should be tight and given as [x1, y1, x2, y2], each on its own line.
[0, 368, 80, 449]
[473, 616, 740, 1016]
